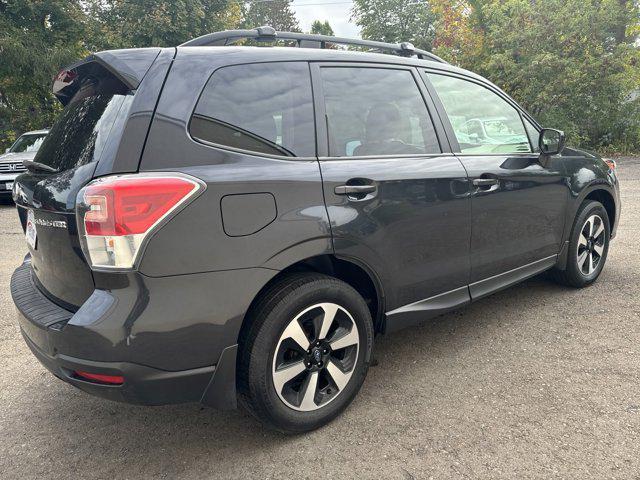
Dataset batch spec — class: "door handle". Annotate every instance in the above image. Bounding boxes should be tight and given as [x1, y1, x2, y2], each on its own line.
[334, 185, 377, 195]
[472, 178, 499, 187]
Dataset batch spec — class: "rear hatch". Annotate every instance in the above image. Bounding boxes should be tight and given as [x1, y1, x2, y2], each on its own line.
[14, 50, 160, 309]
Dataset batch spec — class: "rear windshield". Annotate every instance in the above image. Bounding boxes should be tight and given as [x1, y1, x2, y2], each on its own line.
[34, 75, 131, 172]
[10, 134, 47, 153]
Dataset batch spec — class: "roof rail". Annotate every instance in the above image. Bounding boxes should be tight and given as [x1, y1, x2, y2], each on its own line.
[179, 26, 448, 64]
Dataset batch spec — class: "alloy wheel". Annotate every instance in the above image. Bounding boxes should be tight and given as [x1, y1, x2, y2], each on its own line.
[271, 303, 360, 412]
[576, 214, 606, 276]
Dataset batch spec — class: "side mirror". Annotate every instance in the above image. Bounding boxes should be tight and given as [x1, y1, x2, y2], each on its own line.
[4, 148, 9, 153]
[539, 128, 566, 155]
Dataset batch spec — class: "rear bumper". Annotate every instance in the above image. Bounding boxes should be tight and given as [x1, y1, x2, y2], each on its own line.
[11, 257, 275, 408]
[20, 327, 217, 405]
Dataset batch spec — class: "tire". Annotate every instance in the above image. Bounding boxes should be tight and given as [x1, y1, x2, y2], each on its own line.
[551, 200, 610, 288]
[237, 273, 374, 433]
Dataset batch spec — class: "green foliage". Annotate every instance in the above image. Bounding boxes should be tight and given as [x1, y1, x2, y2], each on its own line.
[0, 0, 243, 150]
[351, 0, 437, 51]
[352, 0, 640, 152]
[243, 0, 300, 32]
[0, 0, 91, 148]
[88, 0, 240, 49]
[1, 0, 638, 153]
[310, 20, 334, 36]
[459, 0, 640, 152]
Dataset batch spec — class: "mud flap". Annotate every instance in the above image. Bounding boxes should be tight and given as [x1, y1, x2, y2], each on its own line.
[555, 240, 570, 271]
[200, 344, 238, 410]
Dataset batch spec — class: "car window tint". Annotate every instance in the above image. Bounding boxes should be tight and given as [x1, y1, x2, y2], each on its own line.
[427, 73, 532, 154]
[191, 62, 315, 157]
[34, 79, 131, 172]
[319, 67, 440, 157]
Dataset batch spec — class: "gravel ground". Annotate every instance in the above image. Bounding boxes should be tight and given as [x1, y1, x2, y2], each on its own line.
[1, 158, 639, 480]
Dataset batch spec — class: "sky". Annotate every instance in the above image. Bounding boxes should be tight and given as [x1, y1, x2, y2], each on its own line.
[291, 0, 361, 37]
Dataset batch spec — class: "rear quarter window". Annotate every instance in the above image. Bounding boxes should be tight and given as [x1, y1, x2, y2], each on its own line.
[190, 62, 315, 157]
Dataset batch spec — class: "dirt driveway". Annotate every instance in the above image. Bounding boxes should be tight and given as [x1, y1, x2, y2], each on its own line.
[1, 158, 639, 479]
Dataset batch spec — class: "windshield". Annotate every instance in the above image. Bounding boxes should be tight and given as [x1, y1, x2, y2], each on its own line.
[33, 76, 130, 172]
[10, 134, 47, 153]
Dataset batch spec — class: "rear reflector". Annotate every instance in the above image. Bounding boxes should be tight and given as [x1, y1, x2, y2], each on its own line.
[603, 158, 617, 171]
[77, 173, 204, 270]
[74, 371, 124, 385]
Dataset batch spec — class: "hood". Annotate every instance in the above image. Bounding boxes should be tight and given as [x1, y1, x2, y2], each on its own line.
[0, 151, 37, 164]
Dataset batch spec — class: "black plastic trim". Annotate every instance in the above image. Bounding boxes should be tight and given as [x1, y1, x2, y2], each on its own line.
[555, 241, 570, 271]
[10, 260, 73, 328]
[384, 286, 470, 333]
[20, 328, 215, 406]
[469, 255, 557, 300]
[200, 344, 238, 410]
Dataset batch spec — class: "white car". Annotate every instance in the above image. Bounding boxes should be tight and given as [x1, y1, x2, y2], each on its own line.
[0, 130, 49, 196]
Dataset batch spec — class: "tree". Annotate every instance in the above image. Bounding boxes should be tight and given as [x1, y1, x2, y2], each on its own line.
[351, 0, 437, 51]
[430, 0, 483, 65]
[0, 0, 91, 148]
[352, 0, 640, 151]
[2, 0, 638, 153]
[0, 0, 246, 150]
[310, 20, 334, 36]
[243, 0, 300, 32]
[457, 0, 640, 151]
[90, 0, 241, 49]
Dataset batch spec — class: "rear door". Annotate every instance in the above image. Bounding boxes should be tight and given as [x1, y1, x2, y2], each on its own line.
[311, 63, 471, 327]
[423, 71, 567, 296]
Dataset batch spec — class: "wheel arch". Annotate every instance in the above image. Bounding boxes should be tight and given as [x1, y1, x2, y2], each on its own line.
[238, 254, 385, 345]
[584, 188, 616, 230]
[565, 184, 617, 243]
[557, 185, 617, 271]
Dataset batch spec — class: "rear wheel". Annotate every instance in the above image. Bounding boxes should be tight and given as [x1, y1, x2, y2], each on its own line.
[237, 273, 374, 433]
[551, 200, 610, 288]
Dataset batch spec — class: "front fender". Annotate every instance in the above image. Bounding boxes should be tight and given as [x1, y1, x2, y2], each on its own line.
[559, 148, 620, 243]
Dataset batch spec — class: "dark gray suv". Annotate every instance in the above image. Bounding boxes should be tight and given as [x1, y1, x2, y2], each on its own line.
[10, 27, 620, 433]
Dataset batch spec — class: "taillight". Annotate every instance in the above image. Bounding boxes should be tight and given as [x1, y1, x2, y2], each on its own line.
[603, 158, 617, 171]
[77, 173, 204, 270]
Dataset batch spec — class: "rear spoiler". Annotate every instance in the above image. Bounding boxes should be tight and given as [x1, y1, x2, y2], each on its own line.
[53, 48, 162, 105]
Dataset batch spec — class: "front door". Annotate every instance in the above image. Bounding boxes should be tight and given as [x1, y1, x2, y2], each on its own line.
[311, 63, 471, 327]
[424, 72, 568, 296]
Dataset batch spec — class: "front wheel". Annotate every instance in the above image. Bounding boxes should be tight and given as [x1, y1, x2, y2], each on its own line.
[551, 200, 610, 288]
[237, 273, 374, 433]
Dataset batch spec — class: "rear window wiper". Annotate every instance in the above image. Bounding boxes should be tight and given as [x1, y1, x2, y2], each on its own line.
[23, 159, 59, 173]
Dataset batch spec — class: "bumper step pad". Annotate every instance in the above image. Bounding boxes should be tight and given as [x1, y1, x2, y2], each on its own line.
[10, 262, 72, 328]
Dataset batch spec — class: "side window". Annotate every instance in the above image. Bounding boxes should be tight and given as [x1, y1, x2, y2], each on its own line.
[524, 118, 540, 152]
[319, 67, 441, 157]
[427, 73, 532, 154]
[190, 62, 315, 157]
